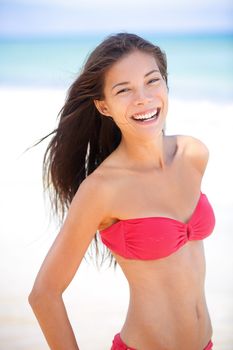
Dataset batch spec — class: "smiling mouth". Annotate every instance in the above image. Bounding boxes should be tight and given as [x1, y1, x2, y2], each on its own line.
[131, 108, 161, 122]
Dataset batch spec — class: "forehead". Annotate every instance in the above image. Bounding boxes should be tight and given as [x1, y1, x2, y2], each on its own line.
[104, 50, 160, 85]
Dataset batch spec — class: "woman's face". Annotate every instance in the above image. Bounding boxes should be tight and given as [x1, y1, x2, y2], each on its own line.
[94, 49, 168, 137]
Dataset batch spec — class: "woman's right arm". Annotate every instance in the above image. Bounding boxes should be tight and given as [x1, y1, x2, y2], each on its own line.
[28, 173, 111, 350]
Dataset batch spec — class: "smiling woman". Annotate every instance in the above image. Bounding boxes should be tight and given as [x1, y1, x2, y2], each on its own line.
[93, 49, 168, 136]
[28, 32, 215, 350]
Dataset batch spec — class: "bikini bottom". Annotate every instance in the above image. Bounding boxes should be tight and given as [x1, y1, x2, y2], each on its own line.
[110, 332, 213, 350]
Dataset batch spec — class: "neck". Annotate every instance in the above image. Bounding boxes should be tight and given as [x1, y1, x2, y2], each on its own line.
[118, 131, 167, 171]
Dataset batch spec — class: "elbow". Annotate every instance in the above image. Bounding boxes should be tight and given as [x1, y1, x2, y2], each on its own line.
[28, 285, 50, 308]
[28, 287, 43, 308]
[28, 285, 62, 308]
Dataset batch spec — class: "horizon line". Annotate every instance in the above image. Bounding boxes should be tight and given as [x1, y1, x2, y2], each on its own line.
[0, 29, 232, 40]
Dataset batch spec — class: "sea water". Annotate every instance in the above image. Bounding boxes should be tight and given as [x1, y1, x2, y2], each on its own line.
[1, 32, 233, 102]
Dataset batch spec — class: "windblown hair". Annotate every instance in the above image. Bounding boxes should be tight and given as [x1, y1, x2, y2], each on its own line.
[31, 32, 169, 270]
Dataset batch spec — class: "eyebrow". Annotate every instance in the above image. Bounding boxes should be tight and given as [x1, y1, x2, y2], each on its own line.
[111, 69, 160, 91]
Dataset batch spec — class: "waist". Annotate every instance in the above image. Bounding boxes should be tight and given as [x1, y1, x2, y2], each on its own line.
[120, 295, 213, 350]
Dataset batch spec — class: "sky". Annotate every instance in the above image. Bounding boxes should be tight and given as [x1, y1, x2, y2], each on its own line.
[0, 0, 233, 37]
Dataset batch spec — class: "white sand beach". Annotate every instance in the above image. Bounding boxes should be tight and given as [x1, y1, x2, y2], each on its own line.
[0, 87, 233, 349]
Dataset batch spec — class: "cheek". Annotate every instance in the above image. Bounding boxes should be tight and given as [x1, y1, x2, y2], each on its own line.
[112, 97, 131, 115]
[156, 87, 169, 106]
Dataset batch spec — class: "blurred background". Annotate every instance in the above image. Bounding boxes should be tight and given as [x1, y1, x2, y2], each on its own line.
[0, 0, 233, 349]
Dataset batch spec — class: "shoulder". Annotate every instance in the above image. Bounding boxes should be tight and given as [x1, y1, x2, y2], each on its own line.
[77, 166, 116, 211]
[77, 170, 113, 203]
[178, 135, 209, 175]
[67, 171, 114, 232]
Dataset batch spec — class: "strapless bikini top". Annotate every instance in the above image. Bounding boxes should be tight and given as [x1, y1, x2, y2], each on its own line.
[99, 192, 215, 260]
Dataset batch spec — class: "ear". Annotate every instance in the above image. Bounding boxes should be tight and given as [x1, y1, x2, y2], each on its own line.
[93, 99, 111, 117]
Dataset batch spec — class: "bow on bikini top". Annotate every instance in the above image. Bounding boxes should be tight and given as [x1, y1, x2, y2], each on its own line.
[99, 192, 215, 260]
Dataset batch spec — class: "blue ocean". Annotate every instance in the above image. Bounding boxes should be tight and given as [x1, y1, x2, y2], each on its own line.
[1, 32, 233, 102]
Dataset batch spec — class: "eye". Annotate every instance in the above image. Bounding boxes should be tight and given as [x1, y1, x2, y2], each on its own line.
[116, 88, 130, 94]
[148, 78, 160, 84]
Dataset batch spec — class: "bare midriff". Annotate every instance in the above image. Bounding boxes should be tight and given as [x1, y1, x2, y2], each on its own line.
[114, 240, 213, 350]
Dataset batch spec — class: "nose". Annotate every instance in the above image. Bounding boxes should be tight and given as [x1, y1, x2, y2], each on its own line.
[133, 87, 153, 105]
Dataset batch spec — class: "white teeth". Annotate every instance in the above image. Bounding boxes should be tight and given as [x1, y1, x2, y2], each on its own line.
[132, 108, 159, 120]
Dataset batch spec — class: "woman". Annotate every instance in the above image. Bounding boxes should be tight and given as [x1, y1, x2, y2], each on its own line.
[28, 32, 215, 350]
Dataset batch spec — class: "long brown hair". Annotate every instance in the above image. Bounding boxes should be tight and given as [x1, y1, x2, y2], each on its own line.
[29, 32, 169, 270]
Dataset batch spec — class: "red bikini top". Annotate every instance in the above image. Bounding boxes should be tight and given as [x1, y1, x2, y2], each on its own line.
[99, 192, 215, 260]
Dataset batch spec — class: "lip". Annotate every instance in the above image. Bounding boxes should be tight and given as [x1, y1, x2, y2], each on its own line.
[130, 108, 161, 126]
[131, 107, 161, 118]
